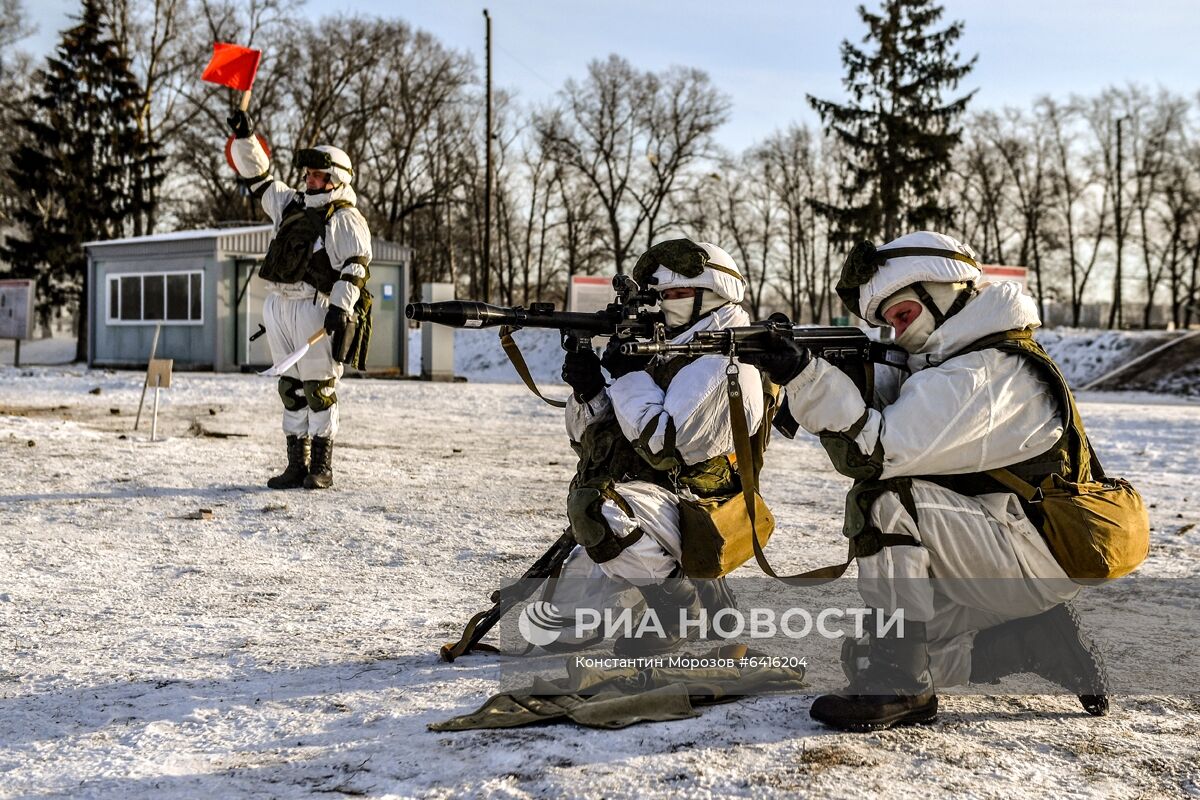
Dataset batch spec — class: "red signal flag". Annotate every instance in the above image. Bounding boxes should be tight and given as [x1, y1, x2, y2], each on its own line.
[201, 43, 262, 92]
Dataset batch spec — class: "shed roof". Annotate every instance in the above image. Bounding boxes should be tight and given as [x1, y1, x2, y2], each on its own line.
[84, 224, 411, 263]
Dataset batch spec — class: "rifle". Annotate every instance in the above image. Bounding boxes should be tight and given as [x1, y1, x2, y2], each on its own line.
[622, 317, 910, 373]
[407, 275, 663, 406]
[440, 530, 577, 662]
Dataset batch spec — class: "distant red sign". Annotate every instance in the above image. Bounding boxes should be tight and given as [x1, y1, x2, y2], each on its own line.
[981, 264, 1028, 293]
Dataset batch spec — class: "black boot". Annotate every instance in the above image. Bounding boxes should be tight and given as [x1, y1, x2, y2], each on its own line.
[304, 436, 334, 490]
[613, 570, 703, 657]
[809, 620, 939, 732]
[970, 603, 1109, 716]
[696, 576, 737, 617]
[267, 435, 310, 490]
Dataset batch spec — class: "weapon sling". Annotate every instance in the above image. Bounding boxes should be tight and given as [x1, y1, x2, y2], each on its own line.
[499, 326, 568, 408]
[724, 359, 918, 585]
[440, 530, 576, 661]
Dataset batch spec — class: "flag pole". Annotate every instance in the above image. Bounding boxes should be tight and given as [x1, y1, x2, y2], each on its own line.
[239, 89, 252, 111]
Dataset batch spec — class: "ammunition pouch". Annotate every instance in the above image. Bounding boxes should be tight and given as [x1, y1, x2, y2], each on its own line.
[679, 487, 775, 579]
[567, 479, 645, 564]
[990, 470, 1149, 584]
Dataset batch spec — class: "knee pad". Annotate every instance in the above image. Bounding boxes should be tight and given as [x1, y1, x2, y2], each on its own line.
[567, 487, 609, 548]
[567, 483, 643, 564]
[303, 378, 337, 412]
[277, 376, 306, 412]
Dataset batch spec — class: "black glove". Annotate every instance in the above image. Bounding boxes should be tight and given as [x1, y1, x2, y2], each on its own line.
[739, 334, 812, 386]
[325, 306, 357, 364]
[324, 306, 351, 337]
[562, 348, 605, 403]
[600, 337, 651, 380]
[227, 109, 255, 139]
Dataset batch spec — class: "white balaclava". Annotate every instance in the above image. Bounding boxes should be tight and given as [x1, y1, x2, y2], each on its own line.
[644, 241, 745, 333]
[880, 282, 970, 353]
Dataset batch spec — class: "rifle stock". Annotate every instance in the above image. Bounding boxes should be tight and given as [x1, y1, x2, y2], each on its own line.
[440, 530, 577, 662]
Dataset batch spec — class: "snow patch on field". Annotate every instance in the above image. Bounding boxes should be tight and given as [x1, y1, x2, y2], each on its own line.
[0, 367, 1198, 798]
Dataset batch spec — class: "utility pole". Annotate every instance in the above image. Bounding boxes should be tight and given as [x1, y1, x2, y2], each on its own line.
[1109, 115, 1127, 329]
[482, 9, 493, 303]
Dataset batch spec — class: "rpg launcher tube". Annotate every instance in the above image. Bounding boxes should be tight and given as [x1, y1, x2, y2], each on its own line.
[406, 300, 614, 334]
[405, 300, 520, 329]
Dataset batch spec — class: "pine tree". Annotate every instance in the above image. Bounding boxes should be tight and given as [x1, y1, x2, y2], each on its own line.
[808, 0, 975, 244]
[2, 0, 159, 356]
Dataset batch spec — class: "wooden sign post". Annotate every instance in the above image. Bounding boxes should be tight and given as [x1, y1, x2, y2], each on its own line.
[134, 324, 162, 431]
[146, 358, 173, 442]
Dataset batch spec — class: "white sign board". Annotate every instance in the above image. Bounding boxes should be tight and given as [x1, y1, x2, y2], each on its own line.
[568, 275, 615, 314]
[981, 264, 1028, 294]
[0, 279, 35, 339]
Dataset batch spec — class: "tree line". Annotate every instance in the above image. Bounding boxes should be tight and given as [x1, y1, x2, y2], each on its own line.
[2, 0, 1198, 341]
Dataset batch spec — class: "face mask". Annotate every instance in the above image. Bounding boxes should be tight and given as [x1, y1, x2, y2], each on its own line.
[660, 296, 696, 330]
[895, 308, 936, 353]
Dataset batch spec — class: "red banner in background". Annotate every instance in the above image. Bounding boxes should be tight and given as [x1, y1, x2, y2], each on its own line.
[201, 43, 262, 92]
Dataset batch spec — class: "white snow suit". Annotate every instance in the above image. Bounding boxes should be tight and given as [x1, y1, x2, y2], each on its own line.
[552, 304, 765, 622]
[230, 136, 372, 439]
[781, 281, 1079, 687]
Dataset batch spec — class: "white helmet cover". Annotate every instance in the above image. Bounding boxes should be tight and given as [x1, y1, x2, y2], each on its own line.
[841, 231, 981, 324]
[633, 239, 746, 304]
[297, 145, 354, 188]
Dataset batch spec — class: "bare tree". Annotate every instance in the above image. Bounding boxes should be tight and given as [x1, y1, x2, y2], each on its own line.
[985, 108, 1054, 312]
[538, 55, 728, 274]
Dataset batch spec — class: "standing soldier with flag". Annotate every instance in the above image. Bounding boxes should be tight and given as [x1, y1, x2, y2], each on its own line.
[205, 39, 373, 490]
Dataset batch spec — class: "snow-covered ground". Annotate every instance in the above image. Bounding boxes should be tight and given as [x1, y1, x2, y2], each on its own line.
[1, 332, 1199, 799]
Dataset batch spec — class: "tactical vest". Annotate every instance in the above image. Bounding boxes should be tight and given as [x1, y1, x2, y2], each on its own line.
[259, 196, 354, 294]
[839, 327, 1087, 541]
[917, 329, 1087, 506]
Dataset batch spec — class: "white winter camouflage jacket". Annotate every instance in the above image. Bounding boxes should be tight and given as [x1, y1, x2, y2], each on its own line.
[230, 137, 372, 313]
[783, 281, 1063, 479]
[567, 304, 765, 471]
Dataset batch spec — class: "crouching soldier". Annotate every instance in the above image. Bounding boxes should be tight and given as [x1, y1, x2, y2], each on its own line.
[551, 239, 765, 656]
[742, 231, 1118, 731]
[226, 110, 372, 490]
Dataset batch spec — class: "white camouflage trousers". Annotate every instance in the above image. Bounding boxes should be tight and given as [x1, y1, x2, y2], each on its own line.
[855, 479, 1079, 687]
[549, 480, 685, 640]
[263, 288, 343, 439]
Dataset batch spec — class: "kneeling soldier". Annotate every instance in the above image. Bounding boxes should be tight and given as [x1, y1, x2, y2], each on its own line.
[742, 231, 1109, 731]
[553, 239, 764, 656]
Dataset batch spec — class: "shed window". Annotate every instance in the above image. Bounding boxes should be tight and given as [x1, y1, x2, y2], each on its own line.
[107, 271, 203, 324]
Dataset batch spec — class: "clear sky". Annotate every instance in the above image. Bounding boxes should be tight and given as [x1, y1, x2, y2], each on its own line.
[20, 0, 1200, 152]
